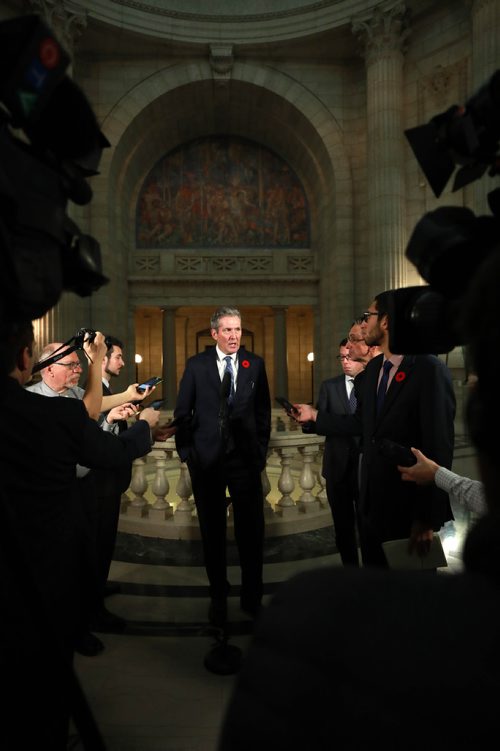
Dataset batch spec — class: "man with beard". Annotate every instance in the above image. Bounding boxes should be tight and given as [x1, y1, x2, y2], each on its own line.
[295, 292, 455, 567]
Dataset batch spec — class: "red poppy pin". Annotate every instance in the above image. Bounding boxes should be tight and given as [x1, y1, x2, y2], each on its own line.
[395, 371, 406, 383]
[241, 359, 250, 369]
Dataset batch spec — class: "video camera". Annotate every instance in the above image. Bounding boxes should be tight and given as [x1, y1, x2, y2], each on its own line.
[31, 327, 112, 374]
[0, 14, 109, 326]
[385, 69, 500, 355]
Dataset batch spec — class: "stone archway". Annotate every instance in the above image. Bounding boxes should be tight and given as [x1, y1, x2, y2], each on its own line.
[87, 60, 354, 388]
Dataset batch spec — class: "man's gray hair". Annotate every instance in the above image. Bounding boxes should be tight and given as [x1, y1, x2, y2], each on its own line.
[210, 307, 241, 330]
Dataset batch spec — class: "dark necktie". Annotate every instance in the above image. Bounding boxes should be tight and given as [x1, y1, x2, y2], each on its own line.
[224, 355, 235, 405]
[376, 360, 392, 415]
[348, 378, 357, 413]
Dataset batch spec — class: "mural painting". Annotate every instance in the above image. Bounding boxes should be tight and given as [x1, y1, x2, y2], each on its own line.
[136, 136, 309, 249]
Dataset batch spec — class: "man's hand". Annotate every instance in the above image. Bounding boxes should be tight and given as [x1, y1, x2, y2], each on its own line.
[83, 331, 107, 364]
[408, 520, 434, 557]
[153, 423, 177, 441]
[125, 383, 154, 402]
[138, 406, 160, 429]
[106, 403, 139, 423]
[293, 403, 318, 423]
[398, 448, 439, 485]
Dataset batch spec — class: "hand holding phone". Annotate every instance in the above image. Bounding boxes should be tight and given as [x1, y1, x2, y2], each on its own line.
[137, 376, 163, 393]
[275, 396, 299, 416]
[149, 399, 165, 410]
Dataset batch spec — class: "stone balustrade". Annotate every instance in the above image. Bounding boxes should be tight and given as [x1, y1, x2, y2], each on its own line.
[120, 424, 329, 540]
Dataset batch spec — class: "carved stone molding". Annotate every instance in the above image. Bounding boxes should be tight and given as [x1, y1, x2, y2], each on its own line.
[352, 1, 410, 64]
[131, 252, 316, 276]
[209, 44, 234, 85]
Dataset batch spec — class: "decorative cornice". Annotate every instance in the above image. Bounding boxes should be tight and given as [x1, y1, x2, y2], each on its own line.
[64, 0, 393, 45]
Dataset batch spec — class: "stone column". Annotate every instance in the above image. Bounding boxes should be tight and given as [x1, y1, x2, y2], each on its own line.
[470, 0, 500, 215]
[272, 306, 288, 399]
[162, 307, 178, 409]
[353, 2, 410, 296]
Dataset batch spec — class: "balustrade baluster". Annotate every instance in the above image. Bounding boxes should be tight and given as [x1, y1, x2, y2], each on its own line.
[174, 458, 195, 525]
[297, 444, 321, 512]
[127, 457, 148, 517]
[150, 448, 173, 521]
[275, 446, 298, 517]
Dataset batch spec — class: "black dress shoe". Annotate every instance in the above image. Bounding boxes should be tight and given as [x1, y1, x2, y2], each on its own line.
[208, 598, 227, 627]
[74, 631, 104, 657]
[91, 606, 126, 633]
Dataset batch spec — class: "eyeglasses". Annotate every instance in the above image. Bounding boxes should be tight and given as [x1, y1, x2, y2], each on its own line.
[348, 334, 365, 344]
[53, 361, 82, 371]
[360, 311, 380, 323]
[336, 355, 351, 361]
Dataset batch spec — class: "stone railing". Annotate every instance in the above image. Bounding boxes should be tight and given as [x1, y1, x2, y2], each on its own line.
[120, 428, 328, 539]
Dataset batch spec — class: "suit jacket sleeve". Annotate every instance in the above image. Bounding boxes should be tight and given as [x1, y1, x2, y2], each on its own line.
[78, 415, 152, 470]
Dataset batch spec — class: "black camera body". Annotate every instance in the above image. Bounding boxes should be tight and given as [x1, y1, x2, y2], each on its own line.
[74, 328, 97, 348]
[387, 69, 500, 355]
[0, 15, 110, 326]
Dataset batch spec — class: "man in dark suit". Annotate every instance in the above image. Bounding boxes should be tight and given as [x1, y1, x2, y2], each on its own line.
[174, 306, 271, 625]
[295, 291, 456, 567]
[317, 338, 364, 566]
[0, 321, 159, 748]
[218, 252, 500, 751]
[90, 335, 130, 633]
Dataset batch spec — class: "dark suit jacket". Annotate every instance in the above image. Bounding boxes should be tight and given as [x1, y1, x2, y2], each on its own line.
[95, 380, 132, 495]
[0, 376, 152, 636]
[174, 346, 271, 471]
[316, 354, 455, 540]
[218, 517, 500, 751]
[317, 374, 359, 484]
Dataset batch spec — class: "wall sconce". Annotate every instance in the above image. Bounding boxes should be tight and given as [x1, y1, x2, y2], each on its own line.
[134, 353, 143, 382]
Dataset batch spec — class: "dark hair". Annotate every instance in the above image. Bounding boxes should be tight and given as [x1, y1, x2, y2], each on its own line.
[104, 335, 123, 357]
[0, 321, 34, 376]
[210, 307, 241, 330]
[339, 337, 348, 347]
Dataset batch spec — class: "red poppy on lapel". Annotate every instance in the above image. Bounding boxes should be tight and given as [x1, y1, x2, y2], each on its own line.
[241, 360, 250, 368]
[395, 371, 406, 382]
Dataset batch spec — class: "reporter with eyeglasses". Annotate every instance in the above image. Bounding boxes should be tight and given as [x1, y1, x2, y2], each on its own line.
[26, 332, 159, 656]
[313, 339, 365, 566]
[293, 293, 455, 567]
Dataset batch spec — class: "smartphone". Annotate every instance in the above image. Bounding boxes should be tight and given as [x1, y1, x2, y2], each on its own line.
[137, 376, 163, 393]
[377, 438, 416, 466]
[149, 399, 165, 410]
[275, 396, 298, 415]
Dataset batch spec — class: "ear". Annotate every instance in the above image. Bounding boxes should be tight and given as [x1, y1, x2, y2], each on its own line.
[380, 314, 389, 331]
[210, 328, 218, 342]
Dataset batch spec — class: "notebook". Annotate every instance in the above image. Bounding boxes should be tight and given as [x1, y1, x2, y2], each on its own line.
[382, 533, 448, 570]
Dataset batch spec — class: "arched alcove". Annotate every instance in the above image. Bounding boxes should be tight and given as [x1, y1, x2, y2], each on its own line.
[88, 61, 356, 389]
